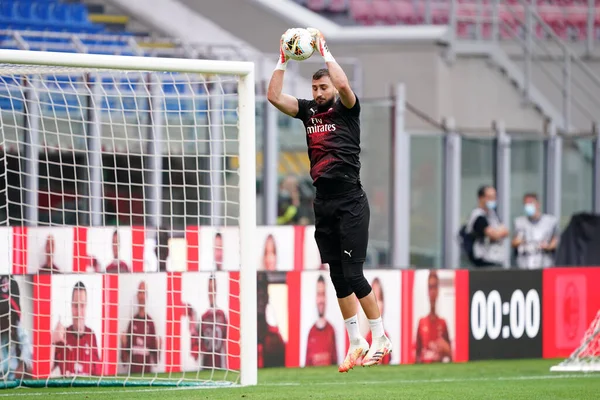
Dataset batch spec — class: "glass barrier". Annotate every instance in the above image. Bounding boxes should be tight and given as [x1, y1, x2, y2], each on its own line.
[510, 138, 545, 227]
[460, 138, 495, 222]
[358, 100, 392, 265]
[410, 135, 444, 268]
[561, 138, 594, 229]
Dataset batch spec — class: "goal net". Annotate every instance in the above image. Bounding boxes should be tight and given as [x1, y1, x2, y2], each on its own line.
[0, 49, 257, 388]
[550, 310, 600, 372]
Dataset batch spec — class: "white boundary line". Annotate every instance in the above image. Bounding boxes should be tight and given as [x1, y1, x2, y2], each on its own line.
[0, 374, 598, 397]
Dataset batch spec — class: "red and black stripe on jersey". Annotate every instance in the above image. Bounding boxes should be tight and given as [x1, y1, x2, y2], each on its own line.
[294, 97, 361, 184]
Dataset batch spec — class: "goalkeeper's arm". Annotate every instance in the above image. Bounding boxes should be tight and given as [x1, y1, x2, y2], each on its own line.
[267, 31, 300, 117]
[307, 28, 356, 109]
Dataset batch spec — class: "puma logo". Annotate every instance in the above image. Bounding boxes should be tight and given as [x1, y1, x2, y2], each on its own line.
[309, 108, 316, 116]
[344, 250, 352, 258]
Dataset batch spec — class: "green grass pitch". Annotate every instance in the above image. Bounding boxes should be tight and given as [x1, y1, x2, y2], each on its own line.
[2, 359, 599, 400]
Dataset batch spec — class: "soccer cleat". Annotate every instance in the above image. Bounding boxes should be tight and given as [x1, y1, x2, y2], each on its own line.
[338, 338, 369, 373]
[362, 335, 392, 367]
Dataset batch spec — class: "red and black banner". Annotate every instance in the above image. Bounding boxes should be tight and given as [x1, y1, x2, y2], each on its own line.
[2, 225, 600, 379]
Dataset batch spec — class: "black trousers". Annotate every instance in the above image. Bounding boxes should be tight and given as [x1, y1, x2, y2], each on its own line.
[313, 186, 370, 264]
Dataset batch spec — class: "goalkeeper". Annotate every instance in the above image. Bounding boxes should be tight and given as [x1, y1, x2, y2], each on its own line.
[267, 28, 391, 372]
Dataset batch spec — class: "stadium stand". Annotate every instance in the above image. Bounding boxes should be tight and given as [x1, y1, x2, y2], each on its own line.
[0, 0, 139, 54]
[295, 0, 600, 41]
[0, 1, 250, 58]
[0, 0, 244, 127]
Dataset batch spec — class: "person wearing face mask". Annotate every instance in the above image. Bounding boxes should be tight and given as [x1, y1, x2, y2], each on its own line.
[277, 175, 302, 225]
[277, 187, 298, 225]
[512, 193, 559, 269]
[464, 185, 509, 267]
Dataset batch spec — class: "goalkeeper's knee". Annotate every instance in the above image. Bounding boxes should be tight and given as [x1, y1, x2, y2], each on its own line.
[342, 261, 371, 299]
[329, 262, 353, 298]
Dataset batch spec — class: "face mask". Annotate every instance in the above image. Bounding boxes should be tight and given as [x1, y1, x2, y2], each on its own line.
[486, 200, 496, 210]
[279, 189, 290, 199]
[524, 203, 536, 217]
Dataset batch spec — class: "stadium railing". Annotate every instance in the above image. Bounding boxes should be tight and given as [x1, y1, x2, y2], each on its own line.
[448, 0, 600, 133]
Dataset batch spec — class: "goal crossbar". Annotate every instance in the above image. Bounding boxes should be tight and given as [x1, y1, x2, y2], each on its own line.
[0, 49, 254, 76]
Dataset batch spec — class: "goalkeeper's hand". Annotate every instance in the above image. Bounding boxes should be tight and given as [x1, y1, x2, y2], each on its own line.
[275, 31, 290, 71]
[307, 27, 335, 63]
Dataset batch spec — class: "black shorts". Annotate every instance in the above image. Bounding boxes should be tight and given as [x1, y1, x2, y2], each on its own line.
[313, 185, 370, 264]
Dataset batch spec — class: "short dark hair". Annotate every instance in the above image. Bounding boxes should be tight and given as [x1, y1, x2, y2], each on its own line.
[312, 68, 330, 81]
[215, 232, 222, 240]
[317, 275, 325, 285]
[72, 281, 87, 300]
[523, 193, 538, 201]
[477, 185, 492, 198]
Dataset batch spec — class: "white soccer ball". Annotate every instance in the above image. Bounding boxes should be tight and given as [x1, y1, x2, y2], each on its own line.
[282, 28, 315, 61]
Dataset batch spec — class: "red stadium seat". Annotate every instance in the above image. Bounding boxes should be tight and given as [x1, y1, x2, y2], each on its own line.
[349, 0, 375, 25]
[328, 0, 348, 13]
[413, 1, 427, 24]
[538, 5, 564, 25]
[564, 5, 587, 25]
[307, 0, 328, 12]
[456, 2, 476, 21]
[373, 0, 396, 24]
[503, 4, 525, 24]
[549, 20, 568, 39]
[497, 6, 519, 39]
[454, 2, 475, 38]
[536, 4, 563, 38]
[565, 5, 589, 40]
[430, 3, 450, 25]
[391, 1, 418, 24]
[300, 0, 596, 45]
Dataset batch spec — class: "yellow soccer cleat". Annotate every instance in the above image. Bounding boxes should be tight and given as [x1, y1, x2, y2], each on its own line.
[339, 338, 369, 373]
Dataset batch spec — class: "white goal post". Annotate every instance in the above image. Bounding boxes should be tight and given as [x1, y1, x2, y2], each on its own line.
[0, 49, 257, 387]
[550, 310, 600, 372]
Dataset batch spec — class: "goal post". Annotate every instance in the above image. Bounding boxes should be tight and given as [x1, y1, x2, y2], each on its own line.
[550, 310, 600, 372]
[0, 49, 257, 387]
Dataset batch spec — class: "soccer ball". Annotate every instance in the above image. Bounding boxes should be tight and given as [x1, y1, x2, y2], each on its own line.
[282, 28, 315, 61]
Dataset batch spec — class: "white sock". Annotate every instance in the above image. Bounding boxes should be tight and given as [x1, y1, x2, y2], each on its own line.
[368, 317, 385, 338]
[344, 315, 361, 342]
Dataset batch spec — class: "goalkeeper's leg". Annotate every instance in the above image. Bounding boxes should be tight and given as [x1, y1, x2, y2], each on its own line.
[337, 193, 391, 367]
[357, 289, 392, 367]
[330, 262, 369, 373]
[339, 261, 392, 367]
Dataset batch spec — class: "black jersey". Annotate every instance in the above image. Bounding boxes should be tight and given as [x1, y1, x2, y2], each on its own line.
[294, 96, 361, 184]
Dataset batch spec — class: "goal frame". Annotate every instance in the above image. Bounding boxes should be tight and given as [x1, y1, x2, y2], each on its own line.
[0, 49, 258, 386]
[550, 310, 600, 373]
